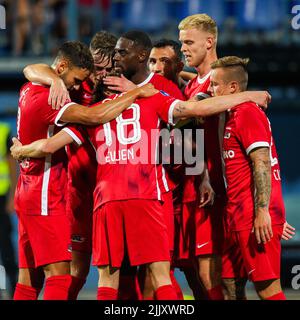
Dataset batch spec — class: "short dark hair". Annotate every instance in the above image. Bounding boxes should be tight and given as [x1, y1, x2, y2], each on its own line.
[90, 30, 117, 63]
[121, 30, 153, 51]
[55, 41, 94, 72]
[152, 39, 183, 61]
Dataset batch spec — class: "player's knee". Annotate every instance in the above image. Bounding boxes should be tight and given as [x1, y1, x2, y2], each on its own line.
[71, 251, 91, 279]
[18, 268, 44, 288]
[18, 269, 32, 287]
[254, 278, 282, 299]
[222, 278, 247, 300]
[148, 261, 171, 290]
[198, 255, 222, 289]
[98, 266, 120, 289]
[43, 261, 70, 278]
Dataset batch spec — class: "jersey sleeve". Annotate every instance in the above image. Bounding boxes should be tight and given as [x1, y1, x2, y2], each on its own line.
[235, 106, 270, 155]
[62, 125, 86, 146]
[34, 89, 76, 126]
[54, 102, 77, 126]
[155, 91, 180, 126]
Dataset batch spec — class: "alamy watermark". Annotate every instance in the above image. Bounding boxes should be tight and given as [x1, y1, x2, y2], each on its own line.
[291, 5, 300, 30]
[94, 128, 205, 176]
[0, 265, 6, 290]
[291, 265, 300, 290]
[0, 5, 5, 30]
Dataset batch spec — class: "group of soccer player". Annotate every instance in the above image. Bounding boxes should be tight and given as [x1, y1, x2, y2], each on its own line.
[10, 13, 295, 300]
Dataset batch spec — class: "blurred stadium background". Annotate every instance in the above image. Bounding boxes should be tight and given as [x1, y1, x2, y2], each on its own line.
[0, 0, 299, 299]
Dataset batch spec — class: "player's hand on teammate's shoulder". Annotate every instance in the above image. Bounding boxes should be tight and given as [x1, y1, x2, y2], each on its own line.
[49, 78, 71, 110]
[137, 83, 159, 98]
[252, 208, 273, 244]
[245, 91, 272, 109]
[10, 137, 24, 161]
[282, 221, 296, 241]
[103, 74, 137, 93]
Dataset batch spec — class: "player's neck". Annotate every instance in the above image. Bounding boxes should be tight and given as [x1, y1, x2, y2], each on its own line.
[131, 69, 151, 85]
[196, 53, 218, 79]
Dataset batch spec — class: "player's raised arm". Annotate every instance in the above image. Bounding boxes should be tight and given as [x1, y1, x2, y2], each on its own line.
[59, 83, 158, 126]
[172, 90, 271, 121]
[10, 131, 75, 160]
[24, 63, 70, 110]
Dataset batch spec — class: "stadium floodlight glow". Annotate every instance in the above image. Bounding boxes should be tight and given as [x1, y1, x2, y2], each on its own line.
[0, 265, 6, 290]
[0, 5, 5, 30]
[291, 5, 300, 30]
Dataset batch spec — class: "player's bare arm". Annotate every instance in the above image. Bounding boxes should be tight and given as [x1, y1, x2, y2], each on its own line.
[172, 91, 271, 120]
[10, 131, 74, 160]
[250, 147, 273, 244]
[60, 83, 158, 125]
[23, 63, 70, 110]
[179, 70, 197, 82]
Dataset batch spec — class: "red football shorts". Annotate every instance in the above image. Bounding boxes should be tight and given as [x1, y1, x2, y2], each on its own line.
[222, 224, 283, 282]
[92, 199, 171, 268]
[67, 188, 93, 253]
[17, 212, 72, 268]
[176, 198, 224, 260]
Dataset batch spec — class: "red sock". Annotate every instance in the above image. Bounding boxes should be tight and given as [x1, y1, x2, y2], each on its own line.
[170, 270, 184, 300]
[118, 275, 142, 300]
[68, 276, 86, 300]
[207, 285, 224, 300]
[43, 275, 72, 300]
[265, 292, 286, 300]
[13, 283, 39, 300]
[97, 287, 118, 300]
[155, 285, 178, 300]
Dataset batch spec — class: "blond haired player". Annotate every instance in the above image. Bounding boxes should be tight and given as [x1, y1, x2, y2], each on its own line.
[177, 13, 226, 300]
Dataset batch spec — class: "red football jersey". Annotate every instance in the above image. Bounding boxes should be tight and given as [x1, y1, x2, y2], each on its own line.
[139, 72, 184, 100]
[15, 82, 80, 216]
[138, 72, 185, 193]
[70, 78, 94, 106]
[86, 91, 180, 210]
[64, 126, 97, 218]
[223, 102, 286, 231]
[67, 79, 97, 217]
[183, 72, 226, 202]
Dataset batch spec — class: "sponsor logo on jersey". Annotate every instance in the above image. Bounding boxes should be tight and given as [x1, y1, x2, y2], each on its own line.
[223, 150, 235, 159]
